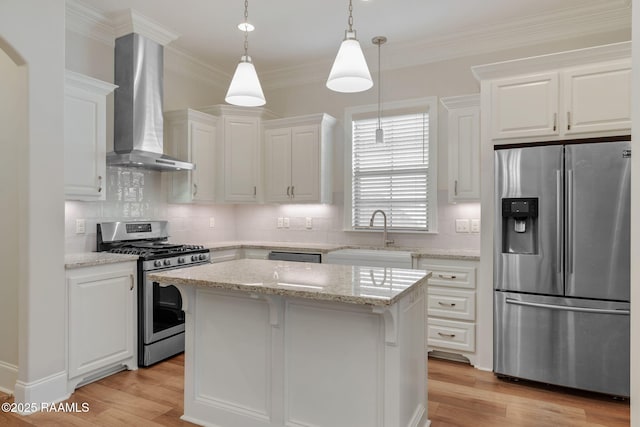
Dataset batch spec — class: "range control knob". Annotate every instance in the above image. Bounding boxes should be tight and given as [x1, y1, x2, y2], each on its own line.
[199, 254, 207, 261]
[178, 257, 185, 264]
[191, 255, 198, 262]
[163, 259, 171, 266]
[153, 260, 162, 268]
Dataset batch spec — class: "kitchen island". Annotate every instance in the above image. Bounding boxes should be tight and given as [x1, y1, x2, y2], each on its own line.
[149, 258, 430, 427]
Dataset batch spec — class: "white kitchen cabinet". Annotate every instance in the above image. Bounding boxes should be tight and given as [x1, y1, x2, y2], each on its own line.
[490, 59, 631, 141]
[210, 248, 240, 263]
[441, 95, 480, 203]
[197, 105, 277, 204]
[416, 257, 478, 365]
[263, 114, 335, 204]
[64, 70, 117, 201]
[66, 262, 137, 389]
[164, 109, 217, 203]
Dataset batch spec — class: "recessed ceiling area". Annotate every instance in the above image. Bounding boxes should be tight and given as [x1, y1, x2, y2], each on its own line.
[71, 0, 631, 86]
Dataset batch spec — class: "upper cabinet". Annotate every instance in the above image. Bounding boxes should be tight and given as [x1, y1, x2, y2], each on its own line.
[198, 105, 277, 204]
[164, 109, 217, 203]
[474, 42, 631, 143]
[441, 95, 480, 203]
[263, 114, 335, 204]
[64, 71, 117, 201]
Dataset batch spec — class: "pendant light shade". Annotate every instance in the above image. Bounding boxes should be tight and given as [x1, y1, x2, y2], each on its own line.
[327, 32, 373, 93]
[326, 0, 372, 93]
[226, 0, 265, 107]
[225, 55, 265, 107]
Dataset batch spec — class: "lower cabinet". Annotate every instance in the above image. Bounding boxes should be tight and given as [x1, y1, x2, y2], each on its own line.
[417, 258, 478, 365]
[66, 262, 137, 390]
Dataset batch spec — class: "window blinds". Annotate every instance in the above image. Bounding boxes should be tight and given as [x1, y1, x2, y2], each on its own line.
[352, 113, 430, 231]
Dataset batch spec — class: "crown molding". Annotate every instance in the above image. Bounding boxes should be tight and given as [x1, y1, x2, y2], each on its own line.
[440, 94, 480, 110]
[65, 0, 115, 46]
[164, 46, 230, 91]
[111, 9, 179, 45]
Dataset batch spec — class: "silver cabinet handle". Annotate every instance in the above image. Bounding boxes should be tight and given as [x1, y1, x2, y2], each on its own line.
[438, 301, 456, 307]
[438, 274, 457, 279]
[253, 186, 257, 197]
[193, 183, 198, 196]
[454, 180, 458, 196]
[567, 111, 571, 130]
[553, 113, 557, 131]
[291, 186, 294, 198]
[437, 332, 456, 338]
[130, 274, 134, 291]
[97, 175, 102, 193]
[286, 186, 290, 197]
[505, 298, 629, 315]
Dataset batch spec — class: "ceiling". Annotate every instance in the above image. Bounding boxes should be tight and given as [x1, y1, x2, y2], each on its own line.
[71, 0, 631, 88]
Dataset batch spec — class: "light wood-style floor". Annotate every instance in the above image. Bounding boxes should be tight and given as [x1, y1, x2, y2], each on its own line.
[0, 355, 629, 426]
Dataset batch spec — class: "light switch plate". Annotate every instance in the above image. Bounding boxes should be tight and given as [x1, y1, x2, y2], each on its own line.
[471, 219, 480, 233]
[283, 217, 290, 228]
[455, 219, 470, 233]
[277, 217, 284, 228]
[209, 217, 215, 228]
[305, 217, 313, 229]
[75, 219, 86, 234]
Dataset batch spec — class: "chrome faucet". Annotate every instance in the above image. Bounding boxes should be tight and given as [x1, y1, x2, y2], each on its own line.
[369, 209, 394, 247]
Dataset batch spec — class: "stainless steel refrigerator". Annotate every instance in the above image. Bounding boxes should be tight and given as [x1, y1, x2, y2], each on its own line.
[494, 140, 631, 396]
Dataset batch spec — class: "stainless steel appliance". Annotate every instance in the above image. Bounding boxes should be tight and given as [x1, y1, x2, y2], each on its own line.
[494, 139, 631, 396]
[97, 221, 210, 366]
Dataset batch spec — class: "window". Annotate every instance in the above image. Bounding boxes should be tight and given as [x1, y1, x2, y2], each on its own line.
[345, 98, 438, 232]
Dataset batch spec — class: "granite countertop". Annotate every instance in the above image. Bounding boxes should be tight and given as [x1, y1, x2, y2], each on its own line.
[148, 258, 430, 307]
[204, 241, 480, 261]
[65, 252, 139, 269]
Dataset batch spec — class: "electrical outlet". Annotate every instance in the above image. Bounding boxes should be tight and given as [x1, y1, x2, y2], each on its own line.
[209, 217, 215, 228]
[75, 219, 86, 234]
[471, 219, 480, 233]
[283, 217, 290, 228]
[455, 219, 470, 233]
[277, 217, 284, 228]
[305, 217, 313, 229]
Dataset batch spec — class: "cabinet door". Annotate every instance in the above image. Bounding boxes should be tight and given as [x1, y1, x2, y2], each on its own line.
[64, 73, 115, 201]
[563, 60, 631, 135]
[491, 72, 559, 140]
[68, 266, 135, 379]
[191, 120, 216, 202]
[290, 125, 320, 202]
[264, 128, 292, 202]
[448, 106, 480, 203]
[224, 116, 260, 202]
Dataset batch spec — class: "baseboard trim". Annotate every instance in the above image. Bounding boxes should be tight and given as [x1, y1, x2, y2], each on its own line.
[13, 370, 69, 414]
[0, 360, 18, 394]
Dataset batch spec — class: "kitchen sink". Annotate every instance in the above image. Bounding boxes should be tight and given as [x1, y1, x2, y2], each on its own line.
[323, 248, 413, 268]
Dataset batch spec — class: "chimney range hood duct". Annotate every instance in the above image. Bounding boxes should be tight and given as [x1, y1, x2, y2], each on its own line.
[108, 33, 194, 171]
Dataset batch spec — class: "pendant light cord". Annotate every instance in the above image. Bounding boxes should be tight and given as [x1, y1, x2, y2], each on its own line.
[377, 41, 382, 131]
[244, 0, 249, 56]
[347, 0, 354, 32]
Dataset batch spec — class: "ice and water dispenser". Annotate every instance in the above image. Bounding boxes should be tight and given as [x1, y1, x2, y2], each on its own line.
[501, 198, 538, 254]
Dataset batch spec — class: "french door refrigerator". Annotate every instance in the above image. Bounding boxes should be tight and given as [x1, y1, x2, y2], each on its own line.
[494, 140, 631, 396]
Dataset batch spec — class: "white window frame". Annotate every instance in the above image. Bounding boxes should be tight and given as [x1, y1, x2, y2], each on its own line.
[343, 97, 438, 233]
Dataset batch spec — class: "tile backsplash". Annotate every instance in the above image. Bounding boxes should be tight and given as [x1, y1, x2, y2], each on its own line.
[66, 167, 479, 253]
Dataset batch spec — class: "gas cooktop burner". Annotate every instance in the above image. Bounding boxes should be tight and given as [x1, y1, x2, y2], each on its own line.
[108, 243, 206, 258]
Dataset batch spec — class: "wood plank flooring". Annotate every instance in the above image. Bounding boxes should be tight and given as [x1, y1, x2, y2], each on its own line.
[0, 355, 629, 426]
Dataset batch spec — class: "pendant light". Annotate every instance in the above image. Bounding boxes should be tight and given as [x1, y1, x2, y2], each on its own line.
[372, 36, 386, 143]
[326, 0, 373, 93]
[225, 0, 265, 107]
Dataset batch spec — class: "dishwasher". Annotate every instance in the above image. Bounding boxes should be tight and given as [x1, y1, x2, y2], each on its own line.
[267, 251, 322, 263]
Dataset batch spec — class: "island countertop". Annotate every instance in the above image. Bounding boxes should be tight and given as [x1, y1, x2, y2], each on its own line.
[148, 258, 430, 307]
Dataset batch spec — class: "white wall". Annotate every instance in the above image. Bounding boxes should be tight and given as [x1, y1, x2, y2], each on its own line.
[0, 44, 26, 392]
[0, 0, 67, 404]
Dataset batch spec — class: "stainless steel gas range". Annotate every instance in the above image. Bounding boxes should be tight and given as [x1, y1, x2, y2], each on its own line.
[97, 220, 210, 366]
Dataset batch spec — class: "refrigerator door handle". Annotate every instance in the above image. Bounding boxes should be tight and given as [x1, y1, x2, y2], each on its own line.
[505, 298, 629, 315]
[566, 169, 574, 275]
[556, 170, 563, 275]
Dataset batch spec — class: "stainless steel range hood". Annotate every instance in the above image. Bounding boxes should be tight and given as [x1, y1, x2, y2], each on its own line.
[108, 33, 194, 171]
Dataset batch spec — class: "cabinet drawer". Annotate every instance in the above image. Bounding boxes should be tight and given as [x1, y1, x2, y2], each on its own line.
[425, 264, 475, 289]
[427, 288, 475, 320]
[427, 318, 475, 352]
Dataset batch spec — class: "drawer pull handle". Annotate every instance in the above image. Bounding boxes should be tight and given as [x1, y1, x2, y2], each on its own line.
[438, 274, 457, 279]
[438, 332, 456, 338]
[438, 302, 456, 307]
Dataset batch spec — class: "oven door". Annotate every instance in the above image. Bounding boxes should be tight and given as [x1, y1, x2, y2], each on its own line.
[143, 268, 185, 344]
